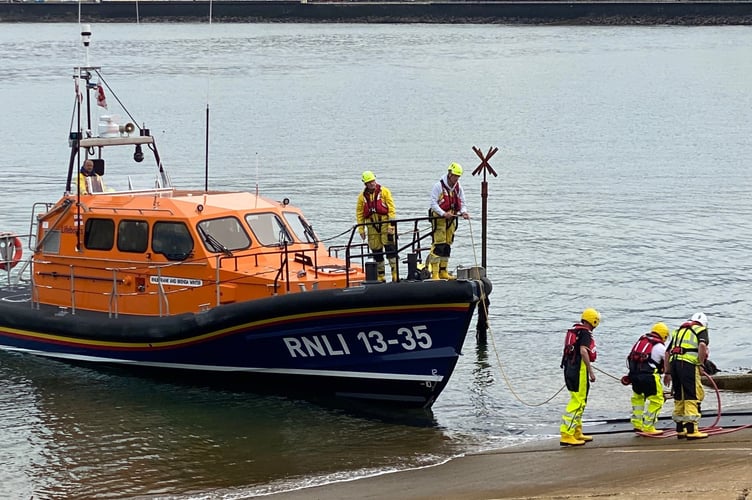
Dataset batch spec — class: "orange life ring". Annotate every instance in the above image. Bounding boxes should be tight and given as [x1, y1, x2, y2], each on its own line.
[0, 234, 22, 271]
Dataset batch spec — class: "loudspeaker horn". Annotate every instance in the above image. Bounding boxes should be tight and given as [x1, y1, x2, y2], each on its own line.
[119, 122, 136, 135]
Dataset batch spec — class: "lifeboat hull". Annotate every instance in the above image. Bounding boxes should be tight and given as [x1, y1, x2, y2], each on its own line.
[0, 280, 480, 408]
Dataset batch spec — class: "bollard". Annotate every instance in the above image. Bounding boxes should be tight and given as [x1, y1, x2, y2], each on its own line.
[406, 253, 418, 281]
[364, 261, 380, 284]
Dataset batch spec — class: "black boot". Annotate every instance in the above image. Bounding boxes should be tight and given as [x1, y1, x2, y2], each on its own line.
[676, 422, 686, 439]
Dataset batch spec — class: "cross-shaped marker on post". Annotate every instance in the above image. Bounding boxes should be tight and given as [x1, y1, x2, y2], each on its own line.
[472, 146, 499, 179]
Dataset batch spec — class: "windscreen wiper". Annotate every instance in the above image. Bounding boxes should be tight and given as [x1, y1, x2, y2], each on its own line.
[198, 226, 233, 257]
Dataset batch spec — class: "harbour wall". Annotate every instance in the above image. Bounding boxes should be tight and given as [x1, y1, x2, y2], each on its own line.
[2, 0, 752, 24]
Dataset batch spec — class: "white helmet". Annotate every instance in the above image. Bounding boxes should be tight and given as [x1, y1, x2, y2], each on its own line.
[690, 312, 708, 327]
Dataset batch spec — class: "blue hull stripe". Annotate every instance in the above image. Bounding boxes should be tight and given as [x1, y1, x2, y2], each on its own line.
[0, 302, 470, 350]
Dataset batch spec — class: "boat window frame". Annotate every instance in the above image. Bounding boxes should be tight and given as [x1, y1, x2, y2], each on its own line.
[117, 219, 149, 254]
[84, 218, 115, 251]
[40, 230, 62, 255]
[244, 212, 294, 247]
[152, 221, 194, 261]
[282, 211, 317, 244]
[196, 216, 252, 253]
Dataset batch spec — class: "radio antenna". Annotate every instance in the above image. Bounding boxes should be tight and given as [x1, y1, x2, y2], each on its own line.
[254, 153, 259, 209]
[203, 0, 214, 193]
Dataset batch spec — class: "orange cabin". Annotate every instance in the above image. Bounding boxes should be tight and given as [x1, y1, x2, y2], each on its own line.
[33, 188, 365, 316]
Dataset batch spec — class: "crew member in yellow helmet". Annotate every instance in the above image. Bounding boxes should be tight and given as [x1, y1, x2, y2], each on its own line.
[356, 170, 398, 282]
[627, 322, 669, 435]
[559, 308, 600, 446]
[427, 162, 469, 279]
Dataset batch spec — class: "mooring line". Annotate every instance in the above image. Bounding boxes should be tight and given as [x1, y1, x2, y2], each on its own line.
[467, 221, 566, 407]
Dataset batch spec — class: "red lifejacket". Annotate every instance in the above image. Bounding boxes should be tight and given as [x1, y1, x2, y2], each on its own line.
[679, 320, 701, 330]
[561, 323, 596, 367]
[438, 179, 461, 213]
[362, 184, 390, 219]
[628, 332, 664, 373]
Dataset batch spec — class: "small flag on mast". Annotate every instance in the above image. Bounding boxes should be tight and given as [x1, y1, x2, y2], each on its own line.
[96, 83, 108, 109]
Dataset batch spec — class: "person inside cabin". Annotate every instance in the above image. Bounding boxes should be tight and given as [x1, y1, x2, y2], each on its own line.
[78, 159, 106, 194]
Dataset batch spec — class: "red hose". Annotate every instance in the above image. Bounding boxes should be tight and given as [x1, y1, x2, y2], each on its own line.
[702, 371, 722, 430]
[637, 371, 737, 438]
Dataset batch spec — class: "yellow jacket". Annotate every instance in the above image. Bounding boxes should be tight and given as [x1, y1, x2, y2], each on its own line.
[78, 172, 105, 194]
[356, 184, 396, 234]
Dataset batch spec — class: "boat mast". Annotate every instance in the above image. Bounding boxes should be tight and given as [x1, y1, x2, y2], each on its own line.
[71, 24, 94, 252]
[82, 23, 91, 73]
[66, 24, 93, 194]
[79, 24, 94, 136]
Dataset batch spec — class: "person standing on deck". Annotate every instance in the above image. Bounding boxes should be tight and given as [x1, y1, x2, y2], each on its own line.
[627, 322, 669, 434]
[664, 312, 710, 440]
[560, 308, 601, 446]
[427, 162, 469, 280]
[356, 171, 398, 282]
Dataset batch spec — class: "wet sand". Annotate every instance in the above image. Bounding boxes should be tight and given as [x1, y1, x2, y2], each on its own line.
[261, 428, 752, 499]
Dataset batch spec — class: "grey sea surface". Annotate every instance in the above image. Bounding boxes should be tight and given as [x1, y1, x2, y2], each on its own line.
[0, 23, 751, 499]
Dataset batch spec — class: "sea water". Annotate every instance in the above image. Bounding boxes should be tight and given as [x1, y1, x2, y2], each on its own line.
[0, 23, 750, 498]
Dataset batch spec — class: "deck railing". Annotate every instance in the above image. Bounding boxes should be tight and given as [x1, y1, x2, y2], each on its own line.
[4, 215, 440, 317]
[22, 240, 337, 317]
[328, 215, 436, 286]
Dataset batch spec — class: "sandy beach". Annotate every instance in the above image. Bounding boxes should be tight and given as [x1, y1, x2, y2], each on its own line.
[261, 428, 752, 499]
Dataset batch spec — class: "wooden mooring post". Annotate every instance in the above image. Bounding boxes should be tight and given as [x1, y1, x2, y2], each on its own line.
[471, 146, 498, 344]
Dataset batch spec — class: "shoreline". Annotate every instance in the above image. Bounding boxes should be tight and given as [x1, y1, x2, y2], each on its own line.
[258, 427, 752, 499]
[2, 1, 752, 25]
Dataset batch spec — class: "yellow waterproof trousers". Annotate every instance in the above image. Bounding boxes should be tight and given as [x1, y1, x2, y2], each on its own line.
[365, 220, 396, 281]
[560, 360, 589, 436]
[672, 362, 705, 424]
[630, 372, 664, 431]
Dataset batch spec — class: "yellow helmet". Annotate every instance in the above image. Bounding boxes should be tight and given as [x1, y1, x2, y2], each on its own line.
[651, 322, 669, 341]
[581, 308, 601, 329]
[361, 170, 376, 183]
[447, 163, 463, 176]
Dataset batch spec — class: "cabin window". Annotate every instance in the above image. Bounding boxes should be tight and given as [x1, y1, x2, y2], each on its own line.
[84, 218, 115, 250]
[245, 213, 293, 247]
[283, 212, 317, 244]
[197, 217, 251, 252]
[40, 229, 61, 255]
[117, 220, 148, 253]
[152, 222, 193, 261]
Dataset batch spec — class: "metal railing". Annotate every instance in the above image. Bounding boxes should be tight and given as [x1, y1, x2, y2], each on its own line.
[3, 215, 440, 315]
[21, 238, 336, 316]
[328, 215, 436, 287]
